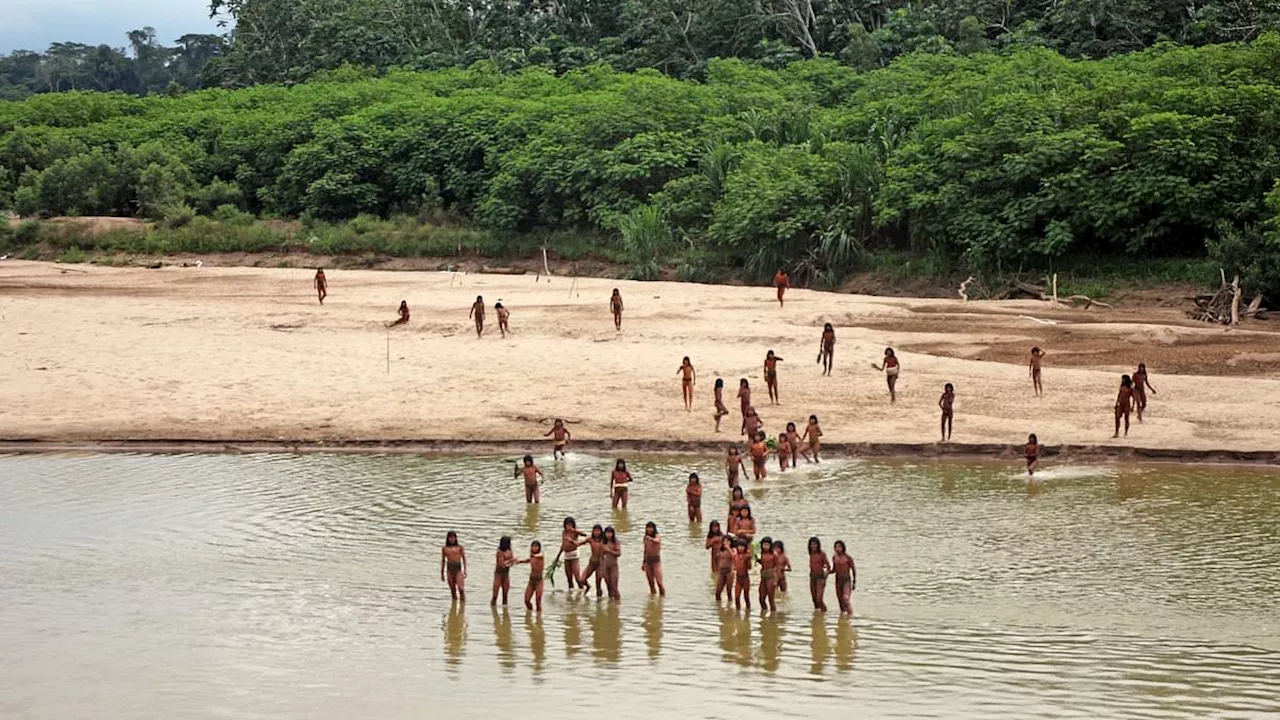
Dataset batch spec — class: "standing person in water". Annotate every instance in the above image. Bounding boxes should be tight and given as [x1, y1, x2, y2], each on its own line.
[777, 431, 790, 473]
[831, 540, 857, 615]
[515, 541, 545, 612]
[748, 431, 769, 480]
[734, 506, 756, 543]
[677, 357, 697, 411]
[939, 383, 955, 442]
[686, 473, 703, 522]
[313, 268, 327, 304]
[728, 486, 750, 529]
[515, 454, 544, 504]
[802, 415, 823, 463]
[561, 517, 589, 590]
[1025, 434, 1041, 476]
[713, 378, 730, 432]
[726, 446, 747, 489]
[545, 419, 571, 460]
[774, 268, 790, 307]
[873, 348, 901, 403]
[491, 536, 515, 606]
[732, 537, 753, 611]
[578, 524, 606, 597]
[737, 378, 752, 418]
[495, 301, 510, 338]
[818, 323, 836, 376]
[642, 521, 665, 596]
[808, 537, 830, 612]
[715, 536, 735, 604]
[387, 300, 410, 327]
[1114, 375, 1135, 438]
[469, 295, 486, 338]
[441, 531, 468, 602]
[705, 521, 725, 572]
[1029, 347, 1046, 397]
[601, 526, 622, 600]
[764, 350, 784, 405]
[610, 289, 624, 331]
[610, 459, 632, 509]
[1133, 363, 1157, 422]
[774, 540, 792, 594]
[786, 422, 805, 464]
[757, 537, 779, 614]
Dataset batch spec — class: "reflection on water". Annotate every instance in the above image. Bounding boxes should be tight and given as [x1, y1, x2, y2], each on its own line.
[1, 452, 1278, 719]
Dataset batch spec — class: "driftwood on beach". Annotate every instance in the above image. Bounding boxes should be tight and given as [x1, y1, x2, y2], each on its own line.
[1187, 270, 1267, 324]
[984, 275, 1113, 309]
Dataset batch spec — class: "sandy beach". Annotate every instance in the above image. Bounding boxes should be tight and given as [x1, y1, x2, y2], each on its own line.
[2, 260, 1279, 458]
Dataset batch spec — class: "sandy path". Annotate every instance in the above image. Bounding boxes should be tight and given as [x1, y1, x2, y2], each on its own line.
[1, 260, 1278, 454]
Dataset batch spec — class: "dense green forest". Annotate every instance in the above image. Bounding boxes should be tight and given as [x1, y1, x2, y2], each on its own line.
[2, 3, 1280, 297]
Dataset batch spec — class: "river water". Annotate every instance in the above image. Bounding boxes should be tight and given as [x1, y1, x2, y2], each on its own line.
[1, 452, 1277, 719]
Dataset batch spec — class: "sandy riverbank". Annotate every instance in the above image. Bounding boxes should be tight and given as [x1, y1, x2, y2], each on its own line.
[2, 260, 1279, 457]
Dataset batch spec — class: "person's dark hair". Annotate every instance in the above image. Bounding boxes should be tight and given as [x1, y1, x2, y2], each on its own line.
[808, 537, 822, 554]
[1138, 362, 1147, 372]
[615, 459, 627, 472]
[715, 378, 724, 389]
[476, 295, 483, 302]
[810, 414, 819, 423]
[885, 347, 895, 357]
[945, 383, 954, 392]
[495, 301, 503, 309]
[739, 506, 752, 519]
[824, 322, 833, 331]
[833, 540, 847, 554]
[683, 356, 691, 364]
[530, 540, 542, 553]
[645, 521, 657, 536]
[707, 520, 722, 538]
[523, 454, 533, 464]
[766, 350, 775, 358]
[1032, 346, 1041, 354]
[591, 524, 604, 539]
[740, 378, 749, 387]
[563, 517, 576, 530]
[774, 540, 785, 552]
[731, 486, 745, 500]
[445, 531, 458, 546]
[498, 536, 511, 552]
[603, 526, 617, 542]
[1028, 433, 1038, 444]
[786, 421, 796, 432]
[688, 472, 699, 483]
[1121, 374, 1133, 387]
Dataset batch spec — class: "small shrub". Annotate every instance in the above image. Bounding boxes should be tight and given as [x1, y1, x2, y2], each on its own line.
[55, 245, 88, 263]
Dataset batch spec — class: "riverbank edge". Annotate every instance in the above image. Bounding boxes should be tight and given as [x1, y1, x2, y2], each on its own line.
[1, 438, 1277, 466]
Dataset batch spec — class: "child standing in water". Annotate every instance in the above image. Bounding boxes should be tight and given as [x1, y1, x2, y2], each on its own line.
[831, 540, 857, 615]
[737, 378, 752, 417]
[1133, 363, 1157, 422]
[686, 473, 703, 522]
[939, 383, 955, 441]
[777, 432, 790, 473]
[774, 269, 790, 307]
[732, 537, 753, 611]
[705, 520, 725, 572]
[1114, 375, 1135, 438]
[734, 506, 756, 543]
[561, 517, 589, 590]
[713, 378, 730, 432]
[495, 301, 510, 338]
[774, 540, 792, 593]
[544, 419, 571, 460]
[749, 432, 769, 480]
[1029, 347, 1046, 396]
[469, 295, 486, 338]
[757, 537, 779, 614]
[677, 357, 697, 411]
[610, 289, 624, 330]
[313, 268, 327, 304]
[610, 459, 632, 509]
[642, 521, 665, 596]
[515, 454, 544, 504]
[802, 415, 823, 463]
[873, 348, 901, 403]
[601, 526, 622, 600]
[764, 350, 784, 404]
[578, 525, 605, 597]
[441, 531, 468, 602]
[516, 541, 545, 611]
[387, 300, 410, 327]
[726, 446, 747, 489]
[1025, 434, 1041, 476]
[728, 486, 750, 529]
[818, 323, 836, 376]
[715, 536, 735, 604]
[491, 536, 515, 606]
[808, 537, 830, 612]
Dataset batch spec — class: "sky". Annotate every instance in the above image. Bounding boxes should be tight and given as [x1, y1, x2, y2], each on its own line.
[1, 0, 226, 53]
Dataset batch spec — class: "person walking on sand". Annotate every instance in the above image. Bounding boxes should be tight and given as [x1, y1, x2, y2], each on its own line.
[737, 378, 752, 417]
[939, 383, 955, 441]
[1114, 375, 1135, 438]
[1029, 347, 1046, 397]
[469, 295, 486, 338]
[610, 289, 624, 331]
[678, 356, 697, 411]
[774, 269, 790, 307]
[545, 419, 571, 460]
[313, 268, 327, 304]
[1133, 363, 1157, 422]
[872, 347, 900, 403]
[1025, 434, 1041, 476]
[818, 323, 836, 376]
[441, 531, 467, 602]
[713, 378, 730, 432]
[387, 300, 410, 327]
[496, 301, 510, 338]
[764, 350, 784, 405]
